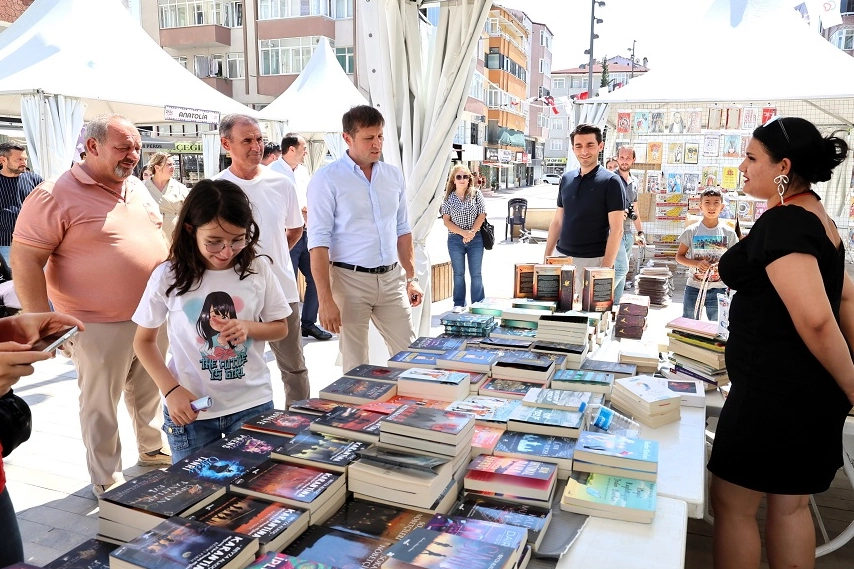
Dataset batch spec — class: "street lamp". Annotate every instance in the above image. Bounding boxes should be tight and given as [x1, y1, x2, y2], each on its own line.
[627, 39, 640, 82]
[587, 0, 605, 98]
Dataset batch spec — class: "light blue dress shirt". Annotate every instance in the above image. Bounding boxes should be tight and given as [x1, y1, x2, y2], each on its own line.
[307, 151, 410, 267]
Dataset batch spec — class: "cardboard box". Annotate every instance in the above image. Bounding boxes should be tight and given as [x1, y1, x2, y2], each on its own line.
[581, 267, 615, 313]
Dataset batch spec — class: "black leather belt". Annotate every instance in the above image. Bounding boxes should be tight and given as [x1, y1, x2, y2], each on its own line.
[331, 261, 398, 274]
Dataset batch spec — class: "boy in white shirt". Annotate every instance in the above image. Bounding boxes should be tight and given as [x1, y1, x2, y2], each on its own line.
[676, 188, 739, 321]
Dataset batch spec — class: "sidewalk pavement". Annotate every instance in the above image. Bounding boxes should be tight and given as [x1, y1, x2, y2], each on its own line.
[8, 182, 686, 565]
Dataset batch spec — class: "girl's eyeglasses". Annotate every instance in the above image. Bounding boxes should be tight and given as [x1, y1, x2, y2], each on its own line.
[455, 174, 470, 180]
[204, 239, 247, 254]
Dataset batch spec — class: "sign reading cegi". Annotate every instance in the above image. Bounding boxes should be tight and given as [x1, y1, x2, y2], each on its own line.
[164, 105, 220, 124]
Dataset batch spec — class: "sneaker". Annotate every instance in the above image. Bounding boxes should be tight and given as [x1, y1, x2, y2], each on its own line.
[452, 306, 465, 313]
[92, 477, 125, 498]
[137, 448, 172, 467]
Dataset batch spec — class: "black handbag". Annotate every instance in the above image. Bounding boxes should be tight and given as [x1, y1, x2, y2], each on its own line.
[0, 389, 32, 457]
[479, 220, 495, 250]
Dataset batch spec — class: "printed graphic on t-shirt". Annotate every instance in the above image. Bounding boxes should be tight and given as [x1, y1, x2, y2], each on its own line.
[691, 236, 728, 283]
[189, 291, 250, 381]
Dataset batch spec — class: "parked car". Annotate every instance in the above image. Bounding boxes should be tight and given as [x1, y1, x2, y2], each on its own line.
[541, 173, 562, 184]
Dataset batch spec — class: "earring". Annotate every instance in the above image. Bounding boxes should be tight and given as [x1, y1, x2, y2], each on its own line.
[774, 174, 789, 205]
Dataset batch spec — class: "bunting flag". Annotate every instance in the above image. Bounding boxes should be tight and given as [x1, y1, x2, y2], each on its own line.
[543, 95, 559, 115]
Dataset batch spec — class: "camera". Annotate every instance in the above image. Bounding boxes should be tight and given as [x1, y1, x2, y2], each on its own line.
[626, 203, 637, 221]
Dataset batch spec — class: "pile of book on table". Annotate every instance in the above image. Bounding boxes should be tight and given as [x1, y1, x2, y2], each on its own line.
[664, 316, 730, 390]
[610, 375, 681, 427]
[440, 312, 496, 336]
[634, 264, 672, 307]
[613, 294, 649, 340]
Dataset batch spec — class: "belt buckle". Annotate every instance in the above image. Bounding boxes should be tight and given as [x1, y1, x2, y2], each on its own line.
[371, 266, 382, 274]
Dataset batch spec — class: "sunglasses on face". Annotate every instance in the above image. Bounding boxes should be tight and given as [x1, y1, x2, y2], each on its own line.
[455, 174, 470, 180]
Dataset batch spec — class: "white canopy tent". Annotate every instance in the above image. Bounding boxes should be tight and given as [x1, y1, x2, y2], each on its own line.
[0, 0, 255, 178]
[581, 0, 854, 216]
[359, 0, 492, 336]
[258, 37, 369, 171]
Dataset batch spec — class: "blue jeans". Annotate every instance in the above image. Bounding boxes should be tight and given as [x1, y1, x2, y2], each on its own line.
[613, 232, 633, 304]
[163, 400, 274, 463]
[0, 487, 23, 567]
[682, 284, 721, 321]
[289, 231, 318, 327]
[448, 232, 485, 307]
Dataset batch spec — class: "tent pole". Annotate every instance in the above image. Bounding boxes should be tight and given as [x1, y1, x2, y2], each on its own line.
[803, 99, 854, 128]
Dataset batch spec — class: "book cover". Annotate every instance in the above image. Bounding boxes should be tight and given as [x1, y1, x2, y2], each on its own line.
[183, 493, 308, 549]
[507, 405, 584, 435]
[231, 460, 341, 504]
[384, 528, 513, 569]
[452, 496, 550, 545]
[522, 388, 590, 411]
[489, 327, 537, 340]
[283, 526, 393, 569]
[110, 517, 256, 569]
[514, 264, 535, 298]
[344, 365, 406, 382]
[551, 369, 614, 390]
[532, 265, 560, 301]
[323, 499, 430, 542]
[574, 431, 658, 471]
[398, 368, 468, 386]
[666, 142, 683, 164]
[561, 472, 657, 518]
[471, 424, 505, 454]
[288, 398, 345, 416]
[581, 267, 614, 313]
[356, 447, 449, 473]
[479, 377, 540, 399]
[381, 404, 474, 437]
[437, 350, 501, 371]
[579, 359, 636, 377]
[557, 265, 575, 312]
[243, 410, 313, 437]
[311, 406, 385, 438]
[388, 351, 440, 368]
[168, 449, 261, 484]
[446, 395, 521, 423]
[424, 514, 527, 552]
[214, 428, 281, 458]
[44, 538, 117, 569]
[100, 469, 224, 519]
[320, 377, 397, 403]
[272, 431, 369, 470]
[614, 375, 681, 410]
[385, 396, 453, 411]
[409, 336, 466, 354]
[465, 457, 557, 501]
[493, 432, 576, 466]
[245, 553, 336, 569]
[360, 401, 404, 414]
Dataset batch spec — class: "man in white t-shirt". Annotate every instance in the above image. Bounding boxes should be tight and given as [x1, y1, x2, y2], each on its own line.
[270, 133, 331, 341]
[213, 114, 309, 404]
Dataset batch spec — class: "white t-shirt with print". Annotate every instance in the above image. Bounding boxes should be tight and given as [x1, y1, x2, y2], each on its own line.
[133, 259, 291, 419]
[677, 220, 739, 289]
[214, 167, 303, 302]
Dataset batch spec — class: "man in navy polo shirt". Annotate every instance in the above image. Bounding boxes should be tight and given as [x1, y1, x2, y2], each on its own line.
[544, 123, 625, 299]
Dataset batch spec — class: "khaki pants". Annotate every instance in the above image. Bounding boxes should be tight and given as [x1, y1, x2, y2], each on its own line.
[331, 266, 416, 373]
[66, 321, 167, 486]
[568, 256, 605, 300]
[268, 301, 309, 406]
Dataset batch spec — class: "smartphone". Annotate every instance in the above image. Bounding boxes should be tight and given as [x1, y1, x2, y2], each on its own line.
[31, 326, 79, 353]
[190, 396, 213, 412]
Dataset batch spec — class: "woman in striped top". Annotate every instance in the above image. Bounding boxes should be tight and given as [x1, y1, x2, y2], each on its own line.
[440, 165, 487, 313]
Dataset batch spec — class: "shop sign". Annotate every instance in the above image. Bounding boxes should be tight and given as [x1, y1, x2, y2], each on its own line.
[164, 105, 220, 124]
[545, 157, 568, 165]
[521, 152, 530, 164]
[485, 147, 499, 161]
[172, 141, 203, 154]
[498, 149, 513, 163]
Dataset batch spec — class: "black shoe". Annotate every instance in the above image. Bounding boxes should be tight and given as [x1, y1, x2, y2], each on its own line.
[301, 323, 333, 340]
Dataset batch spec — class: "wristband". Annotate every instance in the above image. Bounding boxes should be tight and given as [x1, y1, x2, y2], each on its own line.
[637, 230, 644, 236]
[164, 385, 180, 399]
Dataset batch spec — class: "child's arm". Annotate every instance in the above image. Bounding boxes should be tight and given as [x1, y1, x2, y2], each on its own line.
[675, 243, 710, 272]
[133, 325, 199, 426]
[215, 318, 288, 346]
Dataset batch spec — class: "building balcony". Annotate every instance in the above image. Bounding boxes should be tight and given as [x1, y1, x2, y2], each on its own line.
[201, 76, 233, 97]
[160, 25, 232, 49]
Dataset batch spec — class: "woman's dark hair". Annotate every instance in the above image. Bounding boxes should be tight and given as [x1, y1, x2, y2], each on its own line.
[752, 117, 848, 187]
[167, 178, 261, 296]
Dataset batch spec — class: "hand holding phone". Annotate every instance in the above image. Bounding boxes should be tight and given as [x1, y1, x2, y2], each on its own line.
[30, 326, 79, 353]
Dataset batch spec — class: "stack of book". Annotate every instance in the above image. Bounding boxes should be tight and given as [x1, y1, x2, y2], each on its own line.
[611, 375, 681, 428]
[408, 336, 466, 354]
[452, 494, 553, 553]
[534, 313, 590, 345]
[665, 316, 729, 389]
[230, 460, 347, 525]
[613, 294, 650, 340]
[530, 340, 588, 368]
[511, 298, 557, 313]
[560, 471, 657, 523]
[423, 514, 530, 569]
[550, 369, 614, 400]
[634, 265, 672, 307]
[463, 455, 558, 509]
[491, 353, 555, 385]
[322, 499, 432, 542]
[578, 358, 637, 379]
[167, 428, 283, 485]
[437, 349, 502, 374]
[318, 377, 397, 405]
[617, 339, 661, 374]
[441, 312, 497, 337]
[492, 431, 576, 479]
[396, 368, 470, 402]
[505, 404, 585, 439]
[378, 405, 475, 461]
[469, 298, 513, 317]
[309, 406, 386, 443]
[500, 308, 543, 330]
[656, 376, 707, 408]
[572, 430, 659, 482]
[521, 387, 591, 412]
[270, 430, 370, 472]
[489, 326, 537, 341]
[383, 528, 519, 569]
[281, 525, 394, 569]
[242, 410, 314, 439]
[445, 395, 521, 429]
[477, 377, 542, 400]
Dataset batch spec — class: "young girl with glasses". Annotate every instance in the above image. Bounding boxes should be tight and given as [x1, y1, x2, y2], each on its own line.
[440, 165, 487, 313]
[132, 179, 291, 462]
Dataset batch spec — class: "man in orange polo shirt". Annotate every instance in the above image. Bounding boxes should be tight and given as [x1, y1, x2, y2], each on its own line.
[11, 114, 171, 497]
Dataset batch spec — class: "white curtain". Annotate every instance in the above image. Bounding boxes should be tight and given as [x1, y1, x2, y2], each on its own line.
[202, 131, 221, 178]
[360, 0, 492, 336]
[21, 92, 86, 179]
[305, 139, 327, 174]
[323, 132, 345, 161]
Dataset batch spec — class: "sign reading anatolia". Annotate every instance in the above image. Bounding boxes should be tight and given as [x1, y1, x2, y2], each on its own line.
[164, 105, 220, 124]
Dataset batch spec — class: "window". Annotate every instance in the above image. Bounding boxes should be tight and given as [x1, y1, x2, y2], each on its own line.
[843, 0, 854, 14]
[550, 139, 563, 151]
[551, 118, 564, 130]
[539, 58, 550, 75]
[159, 0, 242, 28]
[260, 36, 329, 75]
[258, 0, 328, 19]
[470, 122, 480, 145]
[552, 77, 565, 90]
[331, 0, 353, 18]
[173, 56, 188, 69]
[335, 47, 354, 73]
[453, 120, 466, 145]
[226, 52, 245, 78]
[539, 29, 551, 48]
[537, 113, 548, 128]
[571, 76, 589, 89]
[833, 28, 854, 50]
[469, 72, 485, 101]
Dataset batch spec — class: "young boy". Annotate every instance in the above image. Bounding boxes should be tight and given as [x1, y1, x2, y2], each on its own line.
[676, 188, 739, 321]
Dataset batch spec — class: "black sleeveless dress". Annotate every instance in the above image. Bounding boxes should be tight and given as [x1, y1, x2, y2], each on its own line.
[707, 201, 851, 494]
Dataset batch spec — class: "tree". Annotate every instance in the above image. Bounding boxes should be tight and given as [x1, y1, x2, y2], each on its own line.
[600, 55, 610, 89]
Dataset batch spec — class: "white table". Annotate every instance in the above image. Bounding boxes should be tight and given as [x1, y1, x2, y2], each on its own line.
[557, 496, 688, 569]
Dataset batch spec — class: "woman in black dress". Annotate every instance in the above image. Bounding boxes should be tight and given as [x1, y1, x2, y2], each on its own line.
[708, 117, 854, 568]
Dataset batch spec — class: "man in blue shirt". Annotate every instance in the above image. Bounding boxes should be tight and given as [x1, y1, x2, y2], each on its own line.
[0, 143, 42, 263]
[307, 106, 423, 372]
[544, 124, 625, 299]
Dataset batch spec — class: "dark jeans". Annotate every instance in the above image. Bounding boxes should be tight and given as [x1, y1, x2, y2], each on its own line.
[290, 231, 318, 327]
[0, 486, 24, 567]
[447, 232, 485, 307]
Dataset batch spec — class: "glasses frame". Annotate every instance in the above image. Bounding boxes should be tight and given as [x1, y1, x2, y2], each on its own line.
[454, 174, 471, 181]
[203, 239, 248, 254]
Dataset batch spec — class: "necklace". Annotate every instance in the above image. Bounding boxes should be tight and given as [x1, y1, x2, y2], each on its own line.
[781, 190, 816, 204]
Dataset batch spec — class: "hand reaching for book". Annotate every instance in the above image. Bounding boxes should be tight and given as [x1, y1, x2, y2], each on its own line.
[165, 385, 200, 426]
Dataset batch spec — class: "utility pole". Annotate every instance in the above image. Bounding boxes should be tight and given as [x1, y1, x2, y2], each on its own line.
[585, 0, 605, 99]
[628, 39, 636, 81]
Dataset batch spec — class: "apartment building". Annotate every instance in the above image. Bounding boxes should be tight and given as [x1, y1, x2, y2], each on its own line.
[822, 0, 854, 56]
[555, 55, 648, 100]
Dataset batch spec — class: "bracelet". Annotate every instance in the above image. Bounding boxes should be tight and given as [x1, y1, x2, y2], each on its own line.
[164, 385, 180, 398]
[637, 230, 644, 235]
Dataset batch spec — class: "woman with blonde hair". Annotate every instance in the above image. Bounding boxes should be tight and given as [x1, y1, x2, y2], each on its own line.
[144, 152, 190, 245]
[440, 164, 487, 313]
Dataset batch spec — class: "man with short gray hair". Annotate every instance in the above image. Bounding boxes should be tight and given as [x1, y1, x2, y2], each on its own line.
[0, 142, 41, 262]
[12, 114, 171, 497]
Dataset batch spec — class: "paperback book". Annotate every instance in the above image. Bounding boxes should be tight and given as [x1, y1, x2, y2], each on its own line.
[288, 398, 345, 416]
[560, 472, 657, 523]
[230, 460, 344, 513]
[319, 377, 397, 405]
[242, 410, 314, 437]
[493, 431, 576, 472]
[380, 404, 475, 445]
[452, 495, 552, 551]
[424, 514, 527, 563]
[387, 351, 441, 370]
[397, 368, 470, 402]
[44, 538, 117, 569]
[383, 528, 515, 569]
[521, 388, 591, 411]
[323, 499, 431, 542]
[283, 526, 394, 569]
[270, 430, 370, 472]
[478, 377, 542, 400]
[506, 405, 585, 438]
[464, 456, 558, 503]
[343, 365, 406, 383]
[309, 406, 386, 443]
[573, 431, 659, 473]
[436, 350, 502, 373]
[168, 449, 263, 484]
[408, 336, 467, 354]
[445, 395, 521, 427]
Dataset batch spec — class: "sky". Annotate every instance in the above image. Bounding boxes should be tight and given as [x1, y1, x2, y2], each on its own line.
[494, 0, 719, 70]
